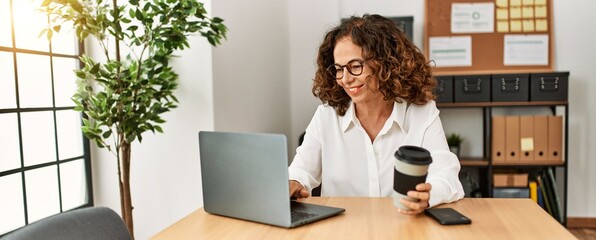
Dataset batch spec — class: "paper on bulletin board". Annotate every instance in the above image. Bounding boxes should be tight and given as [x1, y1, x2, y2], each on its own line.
[451, 3, 494, 33]
[504, 35, 549, 65]
[429, 36, 472, 67]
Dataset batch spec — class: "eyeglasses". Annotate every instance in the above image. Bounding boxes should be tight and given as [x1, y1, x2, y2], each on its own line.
[326, 59, 365, 80]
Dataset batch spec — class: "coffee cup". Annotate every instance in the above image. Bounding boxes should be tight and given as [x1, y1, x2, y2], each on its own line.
[392, 145, 432, 210]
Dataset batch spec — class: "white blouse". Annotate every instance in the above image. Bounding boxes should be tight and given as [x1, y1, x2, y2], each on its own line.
[288, 100, 465, 207]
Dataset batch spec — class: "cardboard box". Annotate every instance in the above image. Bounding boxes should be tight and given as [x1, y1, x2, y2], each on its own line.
[548, 116, 563, 162]
[492, 116, 506, 163]
[493, 173, 528, 187]
[493, 174, 509, 187]
[519, 116, 534, 163]
[534, 116, 549, 161]
[435, 75, 454, 103]
[505, 116, 520, 162]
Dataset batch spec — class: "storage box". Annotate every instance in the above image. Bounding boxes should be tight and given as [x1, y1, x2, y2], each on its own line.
[493, 187, 530, 198]
[388, 16, 413, 41]
[530, 72, 569, 101]
[434, 75, 453, 103]
[493, 173, 528, 187]
[492, 74, 530, 102]
[454, 75, 491, 102]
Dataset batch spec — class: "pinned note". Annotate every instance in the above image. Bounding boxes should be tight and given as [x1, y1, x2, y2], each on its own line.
[497, 21, 509, 32]
[510, 20, 522, 32]
[535, 6, 547, 18]
[535, 0, 547, 5]
[496, 0, 508, 7]
[510, 7, 522, 19]
[522, 7, 534, 18]
[521, 138, 535, 151]
[536, 19, 548, 31]
[522, 0, 534, 6]
[497, 9, 509, 20]
[523, 20, 535, 32]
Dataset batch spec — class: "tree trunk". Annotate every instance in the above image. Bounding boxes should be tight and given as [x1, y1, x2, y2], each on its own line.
[119, 135, 134, 239]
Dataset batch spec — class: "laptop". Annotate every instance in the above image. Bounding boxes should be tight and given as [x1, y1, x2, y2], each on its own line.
[198, 131, 345, 228]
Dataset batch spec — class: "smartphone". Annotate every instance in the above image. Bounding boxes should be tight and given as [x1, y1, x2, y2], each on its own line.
[424, 208, 471, 225]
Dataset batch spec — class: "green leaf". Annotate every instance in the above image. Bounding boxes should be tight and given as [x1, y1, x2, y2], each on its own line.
[41, 0, 52, 7]
[68, 0, 83, 12]
[102, 130, 112, 138]
[212, 17, 224, 23]
[125, 134, 136, 143]
[38, 29, 48, 39]
[52, 25, 62, 33]
[90, 63, 100, 74]
[135, 9, 143, 20]
[46, 29, 53, 41]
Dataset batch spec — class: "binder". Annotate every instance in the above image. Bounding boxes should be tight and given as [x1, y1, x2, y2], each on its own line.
[492, 116, 506, 163]
[545, 168, 564, 223]
[536, 175, 552, 216]
[533, 116, 549, 161]
[548, 116, 563, 162]
[505, 116, 520, 162]
[519, 116, 534, 163]
[529, 181, 538, 203]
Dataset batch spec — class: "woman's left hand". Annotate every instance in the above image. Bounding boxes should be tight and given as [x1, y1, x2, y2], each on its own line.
[398, 183, 432, 215]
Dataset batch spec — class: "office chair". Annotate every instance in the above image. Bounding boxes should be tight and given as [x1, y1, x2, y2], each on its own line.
[298, 131, 322, 197]
[1, 207, 131, 240]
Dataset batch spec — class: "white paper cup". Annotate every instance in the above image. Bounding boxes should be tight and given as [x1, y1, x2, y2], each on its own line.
[393, 145, 432, 211]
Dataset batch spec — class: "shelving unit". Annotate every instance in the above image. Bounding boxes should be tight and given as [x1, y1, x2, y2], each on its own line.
[438, 100, 568, 225]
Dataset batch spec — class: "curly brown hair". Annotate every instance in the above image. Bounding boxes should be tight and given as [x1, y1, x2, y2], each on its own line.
[313, 14, 436, 116]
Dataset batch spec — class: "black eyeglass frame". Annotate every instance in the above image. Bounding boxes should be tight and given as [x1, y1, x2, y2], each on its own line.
[326, 59, 365, 80]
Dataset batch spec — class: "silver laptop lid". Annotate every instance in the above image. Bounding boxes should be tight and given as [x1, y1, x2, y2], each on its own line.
[199, 131, 292, 227]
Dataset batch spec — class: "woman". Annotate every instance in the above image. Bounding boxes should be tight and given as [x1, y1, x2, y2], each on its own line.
[288, 14, 464, 215]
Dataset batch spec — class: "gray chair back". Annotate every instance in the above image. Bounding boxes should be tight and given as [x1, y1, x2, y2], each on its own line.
[1, 207, 131, 240]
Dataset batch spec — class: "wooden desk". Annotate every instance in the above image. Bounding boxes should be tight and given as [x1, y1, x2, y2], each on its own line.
[151, 197, 576, 240]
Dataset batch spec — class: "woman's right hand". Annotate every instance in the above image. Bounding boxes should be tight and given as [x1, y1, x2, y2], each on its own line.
[289, 180, 310, 199]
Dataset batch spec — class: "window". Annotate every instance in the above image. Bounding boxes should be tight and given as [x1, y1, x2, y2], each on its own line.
[0, 0, 92, 235]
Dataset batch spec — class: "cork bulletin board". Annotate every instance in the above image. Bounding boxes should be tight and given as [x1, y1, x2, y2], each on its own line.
[424, 0, 554, 75]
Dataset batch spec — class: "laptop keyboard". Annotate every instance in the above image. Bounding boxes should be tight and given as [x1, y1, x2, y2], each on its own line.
[291, 210, 319, 222]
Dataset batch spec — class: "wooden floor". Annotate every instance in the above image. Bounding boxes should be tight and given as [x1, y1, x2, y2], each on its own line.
[568, 228, 596, 240]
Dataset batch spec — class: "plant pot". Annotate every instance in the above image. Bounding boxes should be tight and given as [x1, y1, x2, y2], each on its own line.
[449, 145, 460, 157]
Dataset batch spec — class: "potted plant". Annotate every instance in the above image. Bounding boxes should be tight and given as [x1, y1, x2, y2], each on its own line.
[41, 0, 227, 238]
[446, 133, 463, 157]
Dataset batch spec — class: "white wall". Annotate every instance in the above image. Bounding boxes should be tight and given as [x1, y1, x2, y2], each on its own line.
[288, 0, 340, 153]
[553, 0, 596, 217]
[212, 0, 291, 146]
[91, 3, 216, 239]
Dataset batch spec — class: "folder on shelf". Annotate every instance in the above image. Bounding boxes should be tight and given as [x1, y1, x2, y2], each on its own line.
[505, 116, 520, 162]
[533, 116, 549, 161]
[537, 184, 545, 209]
[529, 181, 538, 203]
[535, 175, 552, 215]
[548, 116, 563, 162]
[545, 168, 564, 223]
[519, 116, 534, 163]
[492, 116, 506, 163]
[540, 169, 562, 223]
